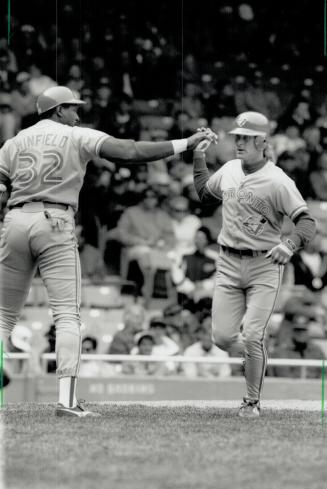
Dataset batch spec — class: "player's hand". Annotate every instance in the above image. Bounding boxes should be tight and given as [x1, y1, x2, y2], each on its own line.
[187, 128, 218, 151]
[194, 138, 212, 152]
[265, 241, 294, 265]
[195, 127, 218, 151]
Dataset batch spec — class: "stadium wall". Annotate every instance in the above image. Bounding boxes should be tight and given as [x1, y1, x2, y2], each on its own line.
[3, 375, 322, 402]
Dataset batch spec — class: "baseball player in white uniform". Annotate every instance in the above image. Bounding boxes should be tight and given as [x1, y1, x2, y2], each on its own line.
[0, 86, 216, 417]
[193, 112, 316, 417]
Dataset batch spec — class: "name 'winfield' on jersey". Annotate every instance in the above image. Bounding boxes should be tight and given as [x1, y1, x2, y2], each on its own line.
[14, 133, 69, 151]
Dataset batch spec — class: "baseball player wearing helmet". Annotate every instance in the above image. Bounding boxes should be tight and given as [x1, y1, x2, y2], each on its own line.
[193, 111, 316, 417]
[0, 86, 215, 418]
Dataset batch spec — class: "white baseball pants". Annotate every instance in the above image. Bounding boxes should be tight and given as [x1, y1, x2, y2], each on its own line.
[0, 203, 81, 378]
[212, 248, 283, 400]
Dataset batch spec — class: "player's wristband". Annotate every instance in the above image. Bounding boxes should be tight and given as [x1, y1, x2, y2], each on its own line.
[172, 139, 188, 155]
[282, 238, 296, 253]
[193, 150, 206, 157]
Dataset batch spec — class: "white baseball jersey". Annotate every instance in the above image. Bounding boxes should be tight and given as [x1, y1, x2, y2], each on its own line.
[0, 120, 109, 211]
[206, 159, 308, 250]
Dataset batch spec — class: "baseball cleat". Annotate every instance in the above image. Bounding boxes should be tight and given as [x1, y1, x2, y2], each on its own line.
[55, 400, 101, 418]
[238, 397, 260, 418]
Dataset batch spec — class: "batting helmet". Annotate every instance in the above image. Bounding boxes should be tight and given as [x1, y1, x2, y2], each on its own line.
[36, 86, 86, 115]
[229, 111, 269, 137]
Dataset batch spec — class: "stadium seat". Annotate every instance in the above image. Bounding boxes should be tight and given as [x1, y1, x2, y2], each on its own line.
[120, 249, 177, 304]
[82, 284, 123, 308]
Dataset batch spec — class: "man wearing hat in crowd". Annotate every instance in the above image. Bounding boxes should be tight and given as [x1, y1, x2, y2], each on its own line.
[148, 317, 180, 356]
[271, 313, 324, 379]
[193, 111, 316, 417]
[170, 225, 217, 305]
[109, 303, 146, 355]
[147, 171, 172, 209]
[11, 72, 36, 129]
[163, 303, 200, 351]
[0, 48, 15, 91]
[0, 89, 15, 142]
[124, 330, 159, 375]
[148, 317, 179, 374]
[183, 315, 231, 378]
[123, 317, 180, 376]
[274, 292, 324, 347]
[168, 195, 202, 258]
[117, 185, 177, 306]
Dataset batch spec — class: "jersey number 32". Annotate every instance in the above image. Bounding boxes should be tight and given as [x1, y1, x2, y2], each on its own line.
[14, 150, 63, 188]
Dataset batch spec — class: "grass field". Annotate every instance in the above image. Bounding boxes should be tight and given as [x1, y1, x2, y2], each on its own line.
[2, 402, 327, 489]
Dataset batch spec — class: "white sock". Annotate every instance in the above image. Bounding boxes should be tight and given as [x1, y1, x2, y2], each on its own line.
[58, 377, 77, 407]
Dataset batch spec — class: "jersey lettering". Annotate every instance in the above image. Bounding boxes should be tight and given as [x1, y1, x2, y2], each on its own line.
[15, 151, 38, 188]
[41, 150, 64, 184]
[14, 150, 63, 189]
[15, 134, 68, 152]
[222, 187, 272, 218]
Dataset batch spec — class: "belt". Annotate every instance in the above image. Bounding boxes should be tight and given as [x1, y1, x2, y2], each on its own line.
[220, 245, 268, 257]
[9, 201, 68, 211]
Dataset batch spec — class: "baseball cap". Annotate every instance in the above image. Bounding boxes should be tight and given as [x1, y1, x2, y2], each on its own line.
[149, 317, 167, 328]
[36, 86, 86, 115]
[135, 330, 156, 345]
[229, 111, 269, 137]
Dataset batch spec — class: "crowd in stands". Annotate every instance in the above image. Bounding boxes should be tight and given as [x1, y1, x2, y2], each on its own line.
[1, 1, 327, 380]
[6, 299, 324, 380]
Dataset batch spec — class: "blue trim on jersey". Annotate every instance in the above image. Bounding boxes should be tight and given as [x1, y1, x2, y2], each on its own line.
[290, 205, 308, 221]
[257, 264, 283, 399]
[73, 243, 82, 377]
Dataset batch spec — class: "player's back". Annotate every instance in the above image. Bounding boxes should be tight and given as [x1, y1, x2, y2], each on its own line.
[0, 119, 107, 211]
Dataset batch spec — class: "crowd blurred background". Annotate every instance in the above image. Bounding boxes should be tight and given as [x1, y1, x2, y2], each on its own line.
[1, 0, 327, 380]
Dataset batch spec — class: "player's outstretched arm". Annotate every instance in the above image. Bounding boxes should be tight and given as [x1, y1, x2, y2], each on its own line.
[193, 136, 219, 203]
[98, 131, 216, 163]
